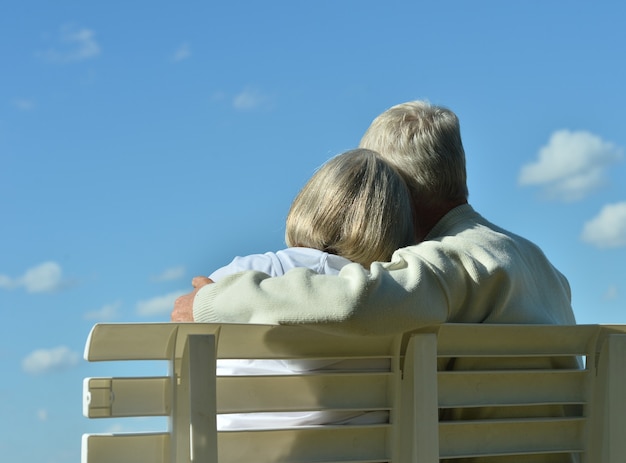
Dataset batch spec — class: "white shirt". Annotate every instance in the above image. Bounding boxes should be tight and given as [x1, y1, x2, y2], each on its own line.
[209, 247, 352, 281]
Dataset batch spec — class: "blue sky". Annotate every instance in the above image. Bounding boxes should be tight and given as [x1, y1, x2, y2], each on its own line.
[1, 1, 625, 461]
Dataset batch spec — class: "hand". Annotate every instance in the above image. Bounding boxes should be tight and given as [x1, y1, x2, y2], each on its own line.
[171, 276, 214, 322]
[192, 276, 213, 288]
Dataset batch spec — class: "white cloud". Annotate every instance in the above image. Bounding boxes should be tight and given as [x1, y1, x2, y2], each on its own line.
[136, 290, 187, 317]
[0, 274, 14, 289]
[0, 261, 65, 293]
[22, 261, 64, 292]
[84, 301, 121, 321]
[37, 409, 48, 421]
[519, 130, 623, 201]
[22, 346, 80, 375]
[211, 91, 227, 102]
[581, 202, 626, 248]
[106, 423, 125, 433]
[40, 25, 101, 63]
[14, 99, 36, 111]
[151, 266, 186, 282]
[604, 285, 619, 301]
[233, 87, 271, 110]
[172, 43, 191, 62]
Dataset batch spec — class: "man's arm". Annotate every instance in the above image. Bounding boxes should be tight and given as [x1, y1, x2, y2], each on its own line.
[190, 251, 454, 335]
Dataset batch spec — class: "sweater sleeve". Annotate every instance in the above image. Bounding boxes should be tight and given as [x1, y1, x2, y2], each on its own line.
[193, 246, 454, 335]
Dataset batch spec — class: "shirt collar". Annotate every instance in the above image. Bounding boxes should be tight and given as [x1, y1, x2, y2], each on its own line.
[424, 203, 476, 240]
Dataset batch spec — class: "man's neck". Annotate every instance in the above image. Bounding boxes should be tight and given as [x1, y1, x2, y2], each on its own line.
[413, 199, 467, 242]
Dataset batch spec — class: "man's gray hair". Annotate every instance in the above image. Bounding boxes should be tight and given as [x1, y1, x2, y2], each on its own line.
[359, 100, 468, 207]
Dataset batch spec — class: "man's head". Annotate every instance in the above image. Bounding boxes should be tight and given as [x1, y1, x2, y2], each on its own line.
[359, 100, 468, 211]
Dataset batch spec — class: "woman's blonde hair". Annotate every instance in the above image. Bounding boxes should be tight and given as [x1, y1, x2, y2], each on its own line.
[285, 148, 415, 268]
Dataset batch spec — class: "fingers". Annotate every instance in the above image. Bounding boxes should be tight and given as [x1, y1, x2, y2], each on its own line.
[192, 276, 214, 289]
[171, 291, 195, 322]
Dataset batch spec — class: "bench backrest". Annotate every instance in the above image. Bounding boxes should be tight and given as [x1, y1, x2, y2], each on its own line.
[82, 323, 626, 463]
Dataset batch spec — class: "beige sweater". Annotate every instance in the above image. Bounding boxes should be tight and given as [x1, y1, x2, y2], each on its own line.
[194, 204, 576, 333]
[194, 204, 579, 462]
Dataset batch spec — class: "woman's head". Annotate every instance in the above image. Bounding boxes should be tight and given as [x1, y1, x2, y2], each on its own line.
[285, 148, 415, 268]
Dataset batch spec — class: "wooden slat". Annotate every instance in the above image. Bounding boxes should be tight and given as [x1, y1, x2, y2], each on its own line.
[438, 369, 588, 408]
[600, 334, 626, 462]
[83, 377, 170, 418]
[85, 324, 181, 361]
[404, 333, 440, 463]
[217, 425, 390, 463]
[439, 418, 584, 459]
[436, 324, 600, 357]
[81, 433, 169, 463]
[216, 372, 392, 413]
[186, 335, 218, 463]
[214, 324, 397, 359]
[85, 323, 398, 361]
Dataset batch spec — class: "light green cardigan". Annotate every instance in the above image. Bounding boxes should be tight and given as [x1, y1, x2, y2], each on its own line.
[193, 204, 576, 334]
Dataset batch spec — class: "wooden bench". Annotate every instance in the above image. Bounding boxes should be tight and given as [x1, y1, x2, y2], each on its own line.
[82, 323, 626, 462]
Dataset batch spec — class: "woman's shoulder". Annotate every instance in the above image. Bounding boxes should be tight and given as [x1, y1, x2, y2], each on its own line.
[276, 248, 353, 275]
